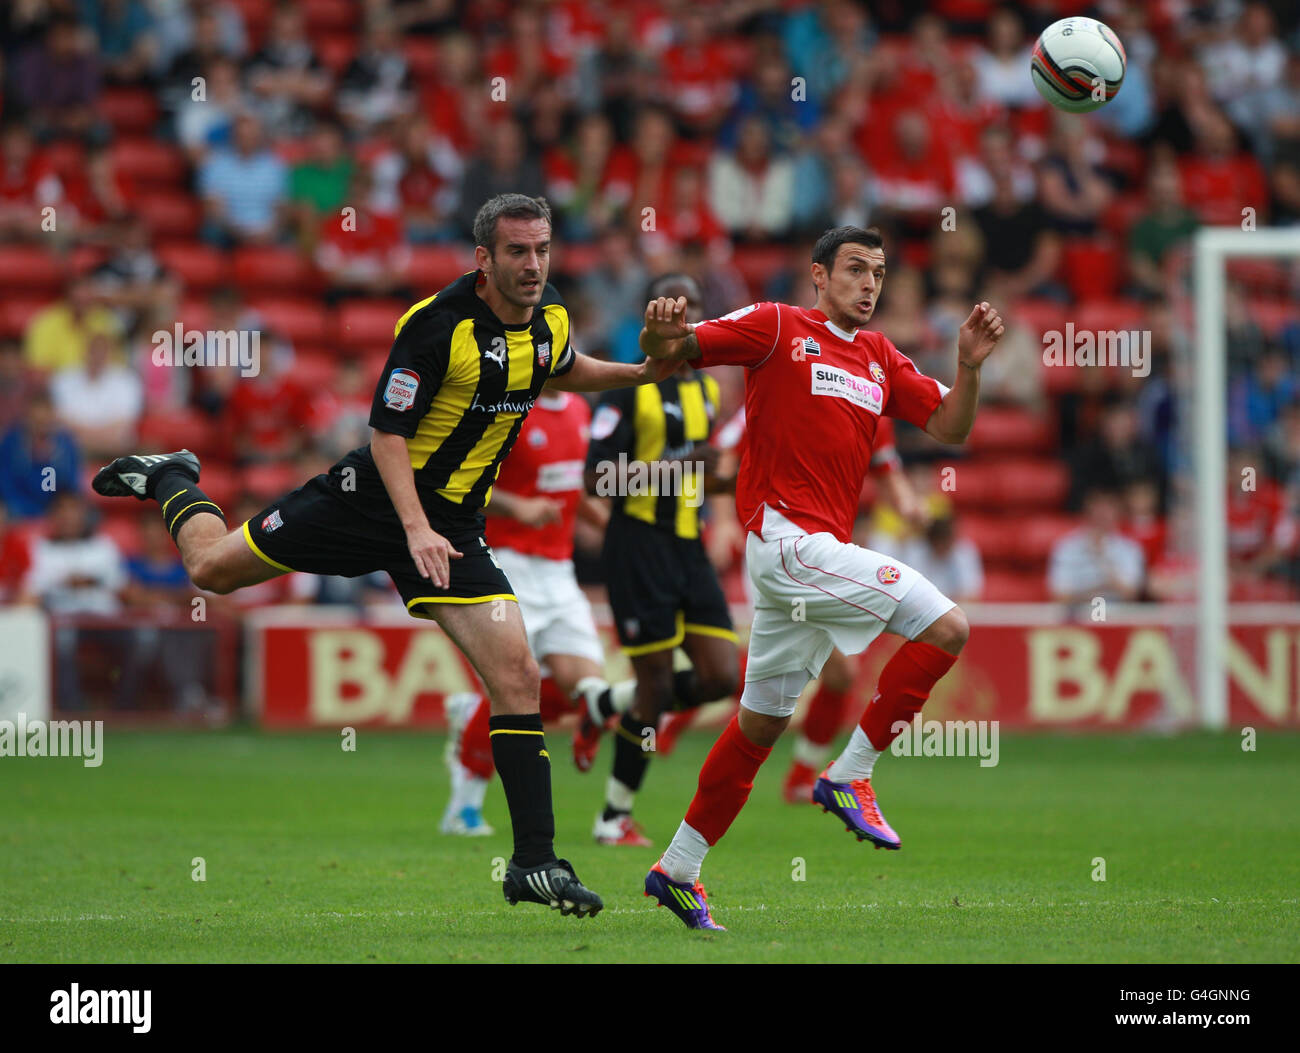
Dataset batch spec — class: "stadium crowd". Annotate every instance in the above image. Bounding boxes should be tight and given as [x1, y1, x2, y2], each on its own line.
[2, 0, 1300, 654]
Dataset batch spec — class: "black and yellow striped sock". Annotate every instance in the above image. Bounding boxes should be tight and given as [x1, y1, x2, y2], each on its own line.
[155, 470, 225, 544]
[489, 713, 555, 868]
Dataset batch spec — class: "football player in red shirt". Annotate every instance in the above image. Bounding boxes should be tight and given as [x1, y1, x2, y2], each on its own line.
[637, 225, 1004, 928]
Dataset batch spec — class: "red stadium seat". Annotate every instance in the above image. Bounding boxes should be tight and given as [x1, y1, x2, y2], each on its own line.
[43, 140, 85, 180]
[966, 407, 1056, 454]
[174, 297, 214, 332]
[300, 0, 356, 32]
[98, 88, 159, 135]
[980, 570, 1048, 602]
[731, 245, 789, 300]
[336, 299, 406, 352]
[240, 463, 302, 501]
[135, 191, 203, 239]
[291, 349, 339, 390]
[1226, 259, 1290, 296]
[1010, 298, 1069, 342]
[1019, 513, 1081, 561]
[249, 297, 331, 345]
[97, 514, 143, 558]
[997, 459, 1071, 510]
[226, 0, 273, 46]
[110, 139, 189, 188]
[1060, 238, 1123, 302]
[946, 461, 1002, 508]
[0, 246, 67, 293]
[0, 298, 51, 339]
[315, 31, 359, 75]
[403, 38, 441, 80]
[1247, 298, 1299, 338]
[1101, 192, 1148, 239]
[156, 242, 230, 292]
[959, 514, 1022, 563]
[68, 245, 110, 275]
[136, 411, 226, 462]
[407, 245, 474, 289]
[233, 246, 319, 294]
[1072, 298, 1147, 336]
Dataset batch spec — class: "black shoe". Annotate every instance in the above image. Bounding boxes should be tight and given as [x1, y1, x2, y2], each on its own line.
[503, 858, 604, 918]
[92, 450, 200, 500]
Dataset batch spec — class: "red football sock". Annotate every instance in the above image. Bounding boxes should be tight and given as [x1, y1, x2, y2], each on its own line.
[860, 641, 957, 750]
[537, 676, 570, 723]
[684, 715, 772, 845]
[801, 684, 849, 746]
[457, 696, 495, 779]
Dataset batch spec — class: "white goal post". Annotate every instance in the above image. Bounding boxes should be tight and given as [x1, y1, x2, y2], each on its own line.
[1192, 226, 1300, 729]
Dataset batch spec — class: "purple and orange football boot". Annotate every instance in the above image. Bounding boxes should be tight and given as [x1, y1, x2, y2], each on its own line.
[644, 862, 725, 930]
[813, 767, 901, 850]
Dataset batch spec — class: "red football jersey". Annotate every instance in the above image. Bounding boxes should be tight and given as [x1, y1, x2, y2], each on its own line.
[693, 303, 947, 543]
[486, 391, 590, 561]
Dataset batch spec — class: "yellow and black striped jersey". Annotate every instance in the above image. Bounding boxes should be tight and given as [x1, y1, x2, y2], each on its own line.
[586, 370, 721, 539]
[359, 270, 576, 513]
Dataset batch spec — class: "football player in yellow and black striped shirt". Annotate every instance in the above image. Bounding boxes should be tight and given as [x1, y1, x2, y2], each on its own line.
[578, 274, 740, 846]
[92, 194, 680, 917]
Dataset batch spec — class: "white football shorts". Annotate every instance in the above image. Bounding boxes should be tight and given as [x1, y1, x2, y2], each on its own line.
[743, 507, 955, 682]
[493, 547, 605, 667]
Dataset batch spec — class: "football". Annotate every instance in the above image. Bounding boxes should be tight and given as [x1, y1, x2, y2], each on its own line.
[1030, 16, 1127, 113]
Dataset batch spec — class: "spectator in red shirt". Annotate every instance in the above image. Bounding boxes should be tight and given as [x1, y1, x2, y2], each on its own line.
[0, 122, 62, 243]
[870, 109, 955, 232]
[0, 496, 34, 604]
[370, 114, 462, 244]
[61, 143, 135, 237]
[1179, 111, 1270, 226]
[1227, 447, 1298, 582]
[546, 112, 635, 240]
[315, 166, 412, 305]
[659, 8, 738, 137]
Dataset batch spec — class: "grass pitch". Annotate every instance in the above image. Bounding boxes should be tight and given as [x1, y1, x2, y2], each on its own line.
[1, 728, 1297, 963]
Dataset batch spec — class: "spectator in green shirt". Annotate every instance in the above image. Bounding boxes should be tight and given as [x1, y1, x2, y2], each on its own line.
[1128, 161, 1200, 299]
[288, 119, 353, 247]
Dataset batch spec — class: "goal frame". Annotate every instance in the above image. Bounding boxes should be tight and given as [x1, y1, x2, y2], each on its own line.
[1191, 226, 1300, 728]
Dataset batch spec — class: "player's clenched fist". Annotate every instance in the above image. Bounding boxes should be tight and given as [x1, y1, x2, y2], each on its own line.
[957, 301, 1005, 369]
[406, 523, 463, 588]
[643, 295, 691, 342]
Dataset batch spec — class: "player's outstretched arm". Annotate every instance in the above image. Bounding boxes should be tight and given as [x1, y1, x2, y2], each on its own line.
[547, 351, 681, 392]
[639, 295, 702, 361]
[924, 301, 1005, 445]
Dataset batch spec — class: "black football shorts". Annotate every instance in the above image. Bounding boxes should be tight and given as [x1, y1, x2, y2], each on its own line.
[602, 512, 735, 655]
[241, 461, 512, 619]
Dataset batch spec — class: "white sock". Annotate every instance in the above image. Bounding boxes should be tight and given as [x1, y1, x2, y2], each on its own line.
[793, 734, 831, 769]
[449, 761, 488, 811]
[659, 821, 709, 885]
[606, 679, 636, 715]
[604, 775, 635, 815]
[827, 725, 881, 783]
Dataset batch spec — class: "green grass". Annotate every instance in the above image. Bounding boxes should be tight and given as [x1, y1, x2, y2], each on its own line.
[1, 729, 1297, 963]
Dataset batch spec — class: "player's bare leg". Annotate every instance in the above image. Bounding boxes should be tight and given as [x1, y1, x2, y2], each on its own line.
[431, 599, 603, 917]
[817, 605, 970, 847]
[177, 515, 285, 594]
[784, 648, 855, 802]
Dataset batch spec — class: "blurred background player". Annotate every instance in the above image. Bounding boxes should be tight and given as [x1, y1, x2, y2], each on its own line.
[439, 382, 631, 835]
[638, 226, 1003, 929]
[579, 273, 740, 847]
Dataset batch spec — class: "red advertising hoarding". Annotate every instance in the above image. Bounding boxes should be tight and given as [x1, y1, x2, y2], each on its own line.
[247, 606, 1300, 729]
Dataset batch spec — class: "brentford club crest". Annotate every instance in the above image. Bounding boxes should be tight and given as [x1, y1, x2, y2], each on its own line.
[262, 509, 284, 533]
[877, 564, 901, 585]
[868, 361, 886, 384]
[535, 341, 551, 369]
